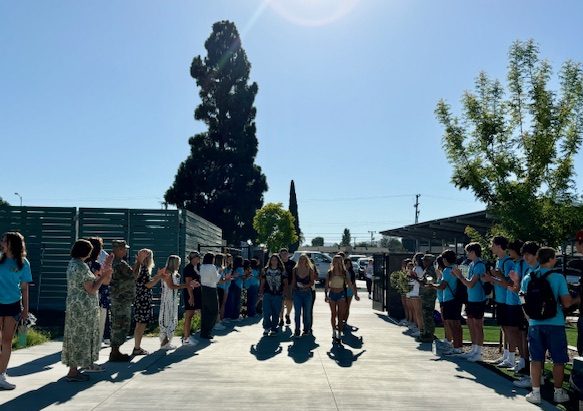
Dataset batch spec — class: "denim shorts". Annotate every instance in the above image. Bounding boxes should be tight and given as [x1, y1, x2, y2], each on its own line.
[528, 325, 569, 364]
[328, 291, 346, 302]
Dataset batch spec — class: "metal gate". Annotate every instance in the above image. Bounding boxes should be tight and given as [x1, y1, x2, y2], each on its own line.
[371, 254, 388, 311]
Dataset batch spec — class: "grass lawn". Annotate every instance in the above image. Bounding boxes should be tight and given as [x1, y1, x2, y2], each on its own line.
[434, 324, 578, 346]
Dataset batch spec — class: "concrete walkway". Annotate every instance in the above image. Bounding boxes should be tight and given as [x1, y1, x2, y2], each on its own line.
[1, 289, 553, 410]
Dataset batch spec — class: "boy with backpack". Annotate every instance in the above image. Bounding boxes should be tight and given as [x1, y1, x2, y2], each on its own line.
[520, 247, 579, 405]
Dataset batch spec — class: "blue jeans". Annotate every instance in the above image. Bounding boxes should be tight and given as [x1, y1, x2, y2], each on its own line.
[293, 289, 313, 332]
[262, 293, 282, 331]
[225, 283, 242, 320]
[246, 285, 259, 317]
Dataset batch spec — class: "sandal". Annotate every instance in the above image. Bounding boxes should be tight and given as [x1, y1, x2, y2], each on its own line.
[66, 373, 90, 382]
[132, 347, 149, 356]
[81, 363, 104, 373]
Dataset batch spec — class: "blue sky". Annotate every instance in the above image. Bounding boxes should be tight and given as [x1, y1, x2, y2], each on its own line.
[1, 0, 582, 244]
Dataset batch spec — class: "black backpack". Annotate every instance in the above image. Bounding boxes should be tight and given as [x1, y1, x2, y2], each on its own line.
[523, 269, 560, 320]
[446, 271, 467, 304]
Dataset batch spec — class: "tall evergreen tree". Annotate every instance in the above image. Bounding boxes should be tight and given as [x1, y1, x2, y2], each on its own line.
[165, 21, 268, 245]
[288, 180, 301, 252]
[340, 228, 351, 247]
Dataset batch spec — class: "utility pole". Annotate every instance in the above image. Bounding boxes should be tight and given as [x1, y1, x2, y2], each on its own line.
[368, 231, 376, 247]
[414, 194, 421, 224]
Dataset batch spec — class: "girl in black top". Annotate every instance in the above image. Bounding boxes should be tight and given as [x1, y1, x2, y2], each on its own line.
[343, 258, 360, 328]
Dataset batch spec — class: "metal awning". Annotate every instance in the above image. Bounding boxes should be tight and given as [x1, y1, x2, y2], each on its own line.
[380, 210, 495, 243]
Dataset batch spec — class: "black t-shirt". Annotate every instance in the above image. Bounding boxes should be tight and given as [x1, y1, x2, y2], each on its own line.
[183, 263, 202, 309]
[283, 259, 296, 282]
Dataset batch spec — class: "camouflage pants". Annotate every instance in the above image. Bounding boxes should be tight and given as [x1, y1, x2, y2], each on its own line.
[110, 299, 132, 347]
[420, 287, 437, 339]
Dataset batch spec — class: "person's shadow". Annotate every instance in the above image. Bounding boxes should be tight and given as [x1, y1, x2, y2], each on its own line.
[327, 344, 366, 368]
[341, 327, 363, 349]
[250, 336, 283, 361]
[287, 335, 320, 364]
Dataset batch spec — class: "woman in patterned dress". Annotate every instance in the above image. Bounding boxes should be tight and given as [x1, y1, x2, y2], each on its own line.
[132, 249, 155, 356]
[62, 240, 112, 382]
[149, 255, 196, 349]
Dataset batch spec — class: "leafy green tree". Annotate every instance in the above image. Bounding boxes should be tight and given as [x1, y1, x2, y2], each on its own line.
[165, 21, 268, 245]
[340, 228, 351, 247]
[0, 197, 8, 207]
[253, 203, 298, 253]
[436, 40, 583, 247]
[288, 180, 301, 252]
[311, 236, 324, 247]
[380, 236, 405, 251]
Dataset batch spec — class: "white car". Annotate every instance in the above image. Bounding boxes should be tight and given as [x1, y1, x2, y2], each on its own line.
[348, 254, 367, 276]
[291, 251, 333, 284]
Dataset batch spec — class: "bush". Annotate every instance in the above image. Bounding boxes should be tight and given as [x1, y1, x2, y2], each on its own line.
[12, 327, 50, 350]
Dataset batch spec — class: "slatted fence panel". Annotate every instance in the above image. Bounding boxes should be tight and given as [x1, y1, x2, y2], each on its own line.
[0, 206, 76, 311]
[180, 210, 223, 260]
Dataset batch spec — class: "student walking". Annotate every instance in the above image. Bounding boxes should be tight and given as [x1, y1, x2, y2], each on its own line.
[342, 257, 360, 327]
[325, 255, 354, 343]
[365, 259, 374, 299]
[291, 254, 316, 337]
[0, 232, 32, 389]
[279, 248, 296, 327]
[260, 255, 287, 336]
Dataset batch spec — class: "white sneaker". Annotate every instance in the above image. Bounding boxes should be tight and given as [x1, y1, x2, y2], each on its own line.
[161, 343, 177, 350]
[496, 359, 514, 368]
[525, 391, 541, 405]
[460, 349, 476, 359]
[0, 373, 15, 390]
[213, 323, 226, 331]
[553, 388, 570, 403]
[445, 348, 464, 355]
[492, 355, 506, 364]
[466, 352, 482, 362]
[513, 376, 544, 389]
[182, 338, 198, 347]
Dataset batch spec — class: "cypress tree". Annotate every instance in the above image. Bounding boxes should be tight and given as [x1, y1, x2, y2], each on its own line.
[288, 180, 301, 252]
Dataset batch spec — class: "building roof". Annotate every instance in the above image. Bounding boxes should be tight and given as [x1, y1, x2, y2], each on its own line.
[380, 210, 495, 243]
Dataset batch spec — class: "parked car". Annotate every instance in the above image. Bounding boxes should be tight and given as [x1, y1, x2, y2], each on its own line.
[348, 255, 367, 279]
[291, 251, 333, 284]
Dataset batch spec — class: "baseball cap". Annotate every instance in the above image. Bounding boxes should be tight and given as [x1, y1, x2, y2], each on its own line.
[188, 251, 201, 259]
[112, 240, 130, 249]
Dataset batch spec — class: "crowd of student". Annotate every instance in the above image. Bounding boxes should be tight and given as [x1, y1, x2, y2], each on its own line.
[0, 231, 366, 389]
[392, 234, 583, 405]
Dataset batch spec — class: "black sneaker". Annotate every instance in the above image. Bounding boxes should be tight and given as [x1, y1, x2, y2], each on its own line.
[263, 330, 269, 337]
[278, 319, 284, 327]
[302, 330, 310, 336]
[285, 315, 291, 325]
[294, 329, 300, 338]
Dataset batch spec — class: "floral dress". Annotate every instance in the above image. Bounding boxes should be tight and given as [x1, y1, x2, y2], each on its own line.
[134, 266, 153, 323]
[159, 272, 180, 343]
[61, 259, 100, 368]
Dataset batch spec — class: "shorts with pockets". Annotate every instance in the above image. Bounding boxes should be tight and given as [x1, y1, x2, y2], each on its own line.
[528, 325, 569, 364]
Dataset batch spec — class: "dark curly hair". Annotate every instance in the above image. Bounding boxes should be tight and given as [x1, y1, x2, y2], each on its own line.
[0, 232, 27, 270]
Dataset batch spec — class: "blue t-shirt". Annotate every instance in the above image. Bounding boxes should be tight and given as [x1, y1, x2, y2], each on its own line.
[233, 267, 244, 288]
[0, 257, 33, 304]
[467, 259, 486, 302]
[436, 277, 444, 303]
[442, 267, 457, 302]
[246, 269, 260, 288]
[494, 256, 513, 304]
[521, 267, 569, 327]
[506, 259, 527, 306]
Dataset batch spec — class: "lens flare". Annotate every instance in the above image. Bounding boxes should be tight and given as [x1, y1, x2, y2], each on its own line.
[267, 0, 360, 27]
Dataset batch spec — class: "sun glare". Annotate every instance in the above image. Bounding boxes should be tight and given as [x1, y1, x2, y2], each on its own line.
[266, 0, 360, 27]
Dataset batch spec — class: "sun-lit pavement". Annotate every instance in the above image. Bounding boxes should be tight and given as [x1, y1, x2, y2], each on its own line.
[1, 284, 552, 410]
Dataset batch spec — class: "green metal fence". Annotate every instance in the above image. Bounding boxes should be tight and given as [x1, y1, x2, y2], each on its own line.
[0, 206, 223, 312]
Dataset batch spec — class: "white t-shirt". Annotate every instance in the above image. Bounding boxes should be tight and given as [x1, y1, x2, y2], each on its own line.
[200, 263, 221, 288]
[406, 266, 424, 298]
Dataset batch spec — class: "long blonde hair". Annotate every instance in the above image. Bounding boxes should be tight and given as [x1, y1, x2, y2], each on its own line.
[165, 255, 181, 274]
[297, 254, 314, 271]
[140, 248, 154, 273]
[329, 255, 347, 276]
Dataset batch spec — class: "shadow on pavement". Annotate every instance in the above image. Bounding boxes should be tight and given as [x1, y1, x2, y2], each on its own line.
[250, 336, 283, 361]
[341, 326, 364, 349]
[287, 335, 319, 364]
[8, 351, 62, 377]
[0, 342, 209, 411]
[326, 343, 366, 368]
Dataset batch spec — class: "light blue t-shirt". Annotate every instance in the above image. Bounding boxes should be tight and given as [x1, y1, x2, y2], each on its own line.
[442, 267, 457, 302]
[233, 267, 244, 288]
[521, 267, 569, 327]
[436, 277, 444, 303]
[467, 259, 486, 302]
[246, 269, 260, 288]
[494, 256, 513, 304]
[506, 259, 527, 306]
[0, 257, 33, 304]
